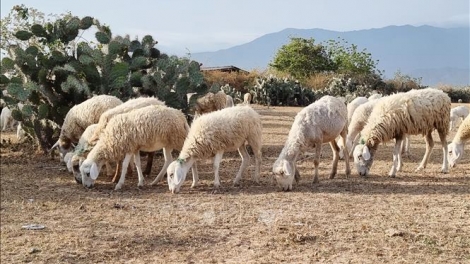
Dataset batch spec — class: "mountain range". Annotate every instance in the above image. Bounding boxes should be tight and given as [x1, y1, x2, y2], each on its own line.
[191, 25, 469, 86]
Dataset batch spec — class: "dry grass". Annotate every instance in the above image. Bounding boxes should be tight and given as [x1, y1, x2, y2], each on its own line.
[1, 104, 469, 264]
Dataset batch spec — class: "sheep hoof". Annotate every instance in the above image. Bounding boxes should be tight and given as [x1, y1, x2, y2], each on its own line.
[233, 181, 241, 187]
[114, 185, 122, 191]
[415, 166, 424, 172]
[329, 173, 336, 179]
[312, 178, 319, 184]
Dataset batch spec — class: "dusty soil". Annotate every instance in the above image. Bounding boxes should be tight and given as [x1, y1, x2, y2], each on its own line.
[1, 104, 469, 264]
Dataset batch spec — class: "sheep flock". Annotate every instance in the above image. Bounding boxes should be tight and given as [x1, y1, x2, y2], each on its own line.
[2, 87, 468, 194]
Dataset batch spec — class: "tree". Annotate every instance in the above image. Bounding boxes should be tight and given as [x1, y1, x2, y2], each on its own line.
[269, 38, 335, 80]
[326, 38, 381, 76]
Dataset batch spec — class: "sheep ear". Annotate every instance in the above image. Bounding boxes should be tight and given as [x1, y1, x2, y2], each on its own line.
[362, 146, 371, 161]
[90, 162, 100, 180]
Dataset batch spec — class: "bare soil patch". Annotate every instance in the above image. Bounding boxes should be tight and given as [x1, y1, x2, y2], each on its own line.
[1, 104, 469, 263]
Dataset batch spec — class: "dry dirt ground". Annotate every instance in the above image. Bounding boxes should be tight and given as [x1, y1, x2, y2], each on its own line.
[1, 104, 469, 264]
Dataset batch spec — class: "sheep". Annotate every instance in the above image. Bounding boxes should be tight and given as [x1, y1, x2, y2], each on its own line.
[166, 105, 262, 194]
[225, 95, 234, 107]
[65, 124, 115, 184]
[339, 97, 411, 159]
[243, 92, 252, 104]
[352, 88, 450, 177]
[1, 107, 14, 131]
[272, 95, 350, 191]
[79, 104, 194, 190]
[449, 105, 469, 131]
[448, 115, 470, 167]
[194, 91, 228, 117]
[88, 96, 165, 144]
[347, 96, 368, 123]
[368, 93, 383, 100]
[50, 95, 123, 161]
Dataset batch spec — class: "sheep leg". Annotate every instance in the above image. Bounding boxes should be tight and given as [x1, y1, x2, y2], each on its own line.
[329, 140, 340, 179]
[213, 152, 224, 189]
[416, 132, 434, 172]
[112, 163, 120, 183]
[143, 151, 155, 177]
[190, 162, 199, 188]
[233, 146, 250, 186]
[340, 133, 351, 178]
[389, 138, 403, 177]
[312, 143, 322, 184]
[115, 153, 133, 190]
[150, 148, 173, 185]
[133, 152, 145, 187]
[438, 130, 449, 173]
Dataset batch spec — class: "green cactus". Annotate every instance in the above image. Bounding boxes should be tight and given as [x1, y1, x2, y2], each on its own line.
[2, 7, 211, 152]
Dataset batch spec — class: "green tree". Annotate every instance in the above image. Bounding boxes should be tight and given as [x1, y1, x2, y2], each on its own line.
[326, 38, 381, 76]
[270, 37, 335, 80]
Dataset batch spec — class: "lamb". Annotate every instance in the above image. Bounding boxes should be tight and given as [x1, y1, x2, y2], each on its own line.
[51, 95, 123, 161]
[272, 95, 350, 191]
[353, 88, 450, 177]
[448, 115, 470, 167]
[79, 104, 195, 190]
[449, 105, 469, 131]
[194, 91, 228, 117]
[166, 105, 262, 194]
[243, 92, 252, 104]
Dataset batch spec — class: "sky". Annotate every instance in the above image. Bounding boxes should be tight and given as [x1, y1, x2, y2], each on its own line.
[1, 0, 469, 56]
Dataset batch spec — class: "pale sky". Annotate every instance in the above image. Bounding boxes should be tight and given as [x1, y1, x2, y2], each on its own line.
[1, 0, 469, 56]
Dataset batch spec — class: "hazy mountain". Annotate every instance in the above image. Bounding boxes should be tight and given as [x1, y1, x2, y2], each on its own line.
[191, 25, 469, 86]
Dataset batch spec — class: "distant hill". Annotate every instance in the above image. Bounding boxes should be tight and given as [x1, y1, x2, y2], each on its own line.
[191, 25, 469, 86]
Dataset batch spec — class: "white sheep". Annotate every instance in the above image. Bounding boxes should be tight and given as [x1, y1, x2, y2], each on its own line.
[88, 96, 165, 144]
[347, 96, 368, 123]
[1, 107, 14, 131]
[272, 96, 350, 191]
[65, 124, 115, 184]
[353, 88, 450, 177]
[449, 105, 469, 131]
[166, 105, 262, 193]
[448, 115, 470, 167]
[243, 92, 252, 104]
[368, 93, 383, 100]
[225, 95, 234, 107]
[194, 91, 228, 117]
[79, 104, 194, 190]
[50, 95, 123, 161]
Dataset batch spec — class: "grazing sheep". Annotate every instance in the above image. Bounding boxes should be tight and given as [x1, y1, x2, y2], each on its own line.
[353, 88, 450, 177]
[88, 96, 165, 144]
[51, 95, 123, 161]
[347, 96, 368, 123]
[166, 105, 262, 193]
[449, 105, 469, 131]
[65, 124, 115, 184]
[225, 95, 234, 107]
[194, 91, 227, 117]
[448, 115, 470, 167]
[458, 99, 463, 103]
[79, 105, 194, 190]
[243, 92, 252, 104]
[272, 96, 350, 191]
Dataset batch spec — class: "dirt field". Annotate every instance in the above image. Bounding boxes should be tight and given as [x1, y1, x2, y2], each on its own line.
[1, 104, 469, 263]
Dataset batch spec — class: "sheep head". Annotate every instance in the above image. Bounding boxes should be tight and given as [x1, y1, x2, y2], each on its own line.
[353, 142, 374, 176]
[167, 159, 191, 194]
[79, 158, 103, 188]
[448, 142, 464, 168]
[272, 158, 295, 191]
